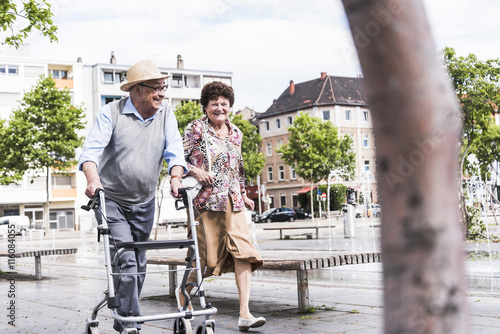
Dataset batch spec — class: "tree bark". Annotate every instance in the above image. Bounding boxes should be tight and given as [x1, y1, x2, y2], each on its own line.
[341, 0, 468, 333]
[45, 166, 50, 232]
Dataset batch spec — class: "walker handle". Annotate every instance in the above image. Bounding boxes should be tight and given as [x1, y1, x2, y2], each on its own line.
[81, 188, 104, 211]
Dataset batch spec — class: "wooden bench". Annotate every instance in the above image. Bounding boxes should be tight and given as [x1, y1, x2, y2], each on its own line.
[263, 225, 336, 240]
[147, 251, 381, 312]
[0, 248, 78, 280]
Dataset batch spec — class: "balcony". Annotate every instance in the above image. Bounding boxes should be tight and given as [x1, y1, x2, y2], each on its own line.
[54, 79, 73, 89]
[52, 188, 77, 198]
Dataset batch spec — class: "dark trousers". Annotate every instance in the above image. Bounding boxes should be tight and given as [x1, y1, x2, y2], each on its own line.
[96, 197, 155, 331]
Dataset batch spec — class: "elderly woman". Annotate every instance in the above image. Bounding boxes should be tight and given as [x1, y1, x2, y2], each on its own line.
[180, 81, 265, 331]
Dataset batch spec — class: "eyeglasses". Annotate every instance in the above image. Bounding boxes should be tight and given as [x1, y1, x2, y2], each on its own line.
[138, 83, 168, 93]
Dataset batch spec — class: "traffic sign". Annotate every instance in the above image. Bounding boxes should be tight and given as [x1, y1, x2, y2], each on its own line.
[321, 193, 326, 199]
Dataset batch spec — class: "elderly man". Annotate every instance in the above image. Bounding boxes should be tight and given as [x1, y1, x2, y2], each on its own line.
[79, 60, 187, 333]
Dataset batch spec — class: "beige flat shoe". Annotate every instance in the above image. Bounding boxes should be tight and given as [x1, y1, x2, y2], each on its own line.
[175, 286, 194, 319]
[238, 317, 266, 331]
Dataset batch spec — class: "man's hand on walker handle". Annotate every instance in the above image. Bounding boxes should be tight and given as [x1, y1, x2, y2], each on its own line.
[170, 174, 183, 198]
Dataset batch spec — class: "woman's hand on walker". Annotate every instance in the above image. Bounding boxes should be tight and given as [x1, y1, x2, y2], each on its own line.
[191, 167, 214, 186]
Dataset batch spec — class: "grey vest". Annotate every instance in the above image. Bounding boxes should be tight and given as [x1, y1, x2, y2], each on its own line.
[98, 97, 167, 205]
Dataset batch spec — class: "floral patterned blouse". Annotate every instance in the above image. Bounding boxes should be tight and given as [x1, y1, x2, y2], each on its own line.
[183, 116, 246, 212]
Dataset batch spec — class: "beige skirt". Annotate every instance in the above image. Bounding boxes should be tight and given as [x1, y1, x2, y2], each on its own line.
[187, 201, 263, 281]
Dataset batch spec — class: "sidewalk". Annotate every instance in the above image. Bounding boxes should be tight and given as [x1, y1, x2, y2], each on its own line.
[1, 220, 500, 333]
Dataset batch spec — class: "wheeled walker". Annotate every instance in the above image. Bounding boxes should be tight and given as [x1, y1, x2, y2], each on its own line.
[82, 188, 216, 334]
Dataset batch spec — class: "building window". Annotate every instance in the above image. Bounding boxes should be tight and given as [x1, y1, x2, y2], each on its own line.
[103, 96, 123, 105]
[290, 166, 296, 179]
[363, 110, 369, 122]
[103, 70, 125, 84]
[269, 195, 275, 209]
[172, 74, 183, 87]
[362, 133, 369, 148]
[287, 116, 293, 126]
[277, 139, 283, 154]
[278, 165, 285, 180]
[264, 121, 270, 132]
[345, 109, 351, 121]
[24, 65, 45, 77]
[364, 160, 370, 172]
[24, 207, 44, 230]
[276, 118, 281, 130]
[0, 64, 19, 76]
[103, 71, 114, 83]
[280, 194, 286, 207]
[267, 166, 273, 182]
[347, 133, 355, 148]
[51, 70, 68, 79]
[323, 110, 330, 121]
[266, 142, 272, 156]
[49, 209, 75, 230]
[52, 175, 73, 189]
[8, 65, 19, 76]
[293, 194, 298, 208]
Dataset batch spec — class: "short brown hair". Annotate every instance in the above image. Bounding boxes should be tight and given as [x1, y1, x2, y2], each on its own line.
[200, 81, 234, 111]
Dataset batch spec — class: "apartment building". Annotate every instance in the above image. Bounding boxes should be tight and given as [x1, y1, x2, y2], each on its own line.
[254, 73, 377, 211]
[0, 47, 232, 230]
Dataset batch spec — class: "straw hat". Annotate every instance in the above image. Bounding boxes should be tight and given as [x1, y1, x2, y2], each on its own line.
[120, 60, 170, 92]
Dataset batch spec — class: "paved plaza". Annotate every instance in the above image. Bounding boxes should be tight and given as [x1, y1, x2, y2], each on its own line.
[1, 217, 500, 333]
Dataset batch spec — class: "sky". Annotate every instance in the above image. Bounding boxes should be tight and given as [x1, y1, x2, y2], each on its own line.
[12, 0, 500, 113]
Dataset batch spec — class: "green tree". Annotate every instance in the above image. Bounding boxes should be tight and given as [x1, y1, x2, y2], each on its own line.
[469, 124, 500, 179]
[2, 75, 85, 229]
[1, 0, 58, 48]
[175, 100, 204, 136]
[278, 112, 355, 218]
[229, 114, 265, 180]
[442, 47, 500, 235]
[443, 47, 500, 169]
[329, 184, 348, 211]
[0, 118, 27, 183]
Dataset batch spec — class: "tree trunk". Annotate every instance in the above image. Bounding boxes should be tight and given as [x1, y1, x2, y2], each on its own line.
[327, 177, 331, 220]
[310, 180, 315, 223]
[45, 166, 50, 232]
[341, 1, 468, 333]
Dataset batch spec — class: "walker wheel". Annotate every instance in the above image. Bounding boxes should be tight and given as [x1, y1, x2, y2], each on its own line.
[86, 325, 99, 334]
[85, 321, 99, 334]
[174, 318, 193, 334]
[196, 325, 214, 334]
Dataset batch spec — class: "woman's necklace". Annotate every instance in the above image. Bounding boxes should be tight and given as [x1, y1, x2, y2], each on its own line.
[212, 123, 227, 138]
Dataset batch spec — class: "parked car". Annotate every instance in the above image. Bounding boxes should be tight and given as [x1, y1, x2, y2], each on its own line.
[249, 210, 258, 222]
[293, 208, 311, 219]
[367, 204, 381, 218]
[341, 203, 368, 218]
[0, 215, 30, 237]
[256, 207, 296, 223]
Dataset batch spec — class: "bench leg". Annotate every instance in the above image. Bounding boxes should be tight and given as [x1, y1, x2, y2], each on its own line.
[297, 269, 309, 312]
[34, 256, 42, 280]
[169, 264, 178, 297]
